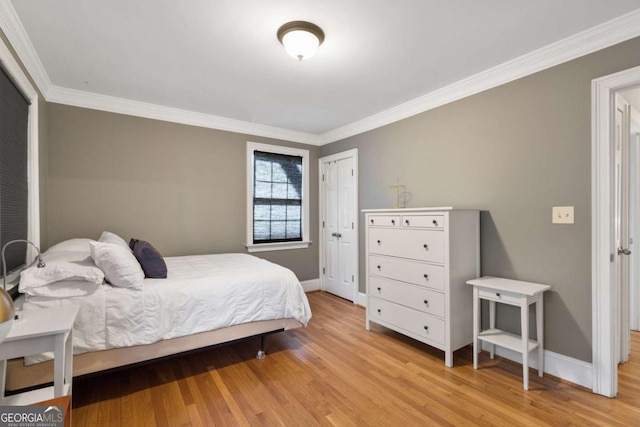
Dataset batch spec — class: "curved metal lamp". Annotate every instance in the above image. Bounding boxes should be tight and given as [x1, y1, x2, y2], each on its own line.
[0, 239, 46, 342]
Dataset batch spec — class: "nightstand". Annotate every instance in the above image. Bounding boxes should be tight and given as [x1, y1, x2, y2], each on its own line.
[467, 276, 551, 391]
[0, 305, 79, 405]
[32, 395, 71, 427]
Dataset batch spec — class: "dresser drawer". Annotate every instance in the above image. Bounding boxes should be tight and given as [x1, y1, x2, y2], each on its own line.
[402, 215, 444, 229]
[367, 215, 400, 227]
[369, 276, 445, 318]
[478, 288, 523, 306]
[369, 255, 445, 291]
[369, 298, 445, 345]
[368, 228, 444, 263]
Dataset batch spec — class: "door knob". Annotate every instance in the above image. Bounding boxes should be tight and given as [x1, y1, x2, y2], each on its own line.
[331, 232, 342, 238]
[618, 247, 632, 255]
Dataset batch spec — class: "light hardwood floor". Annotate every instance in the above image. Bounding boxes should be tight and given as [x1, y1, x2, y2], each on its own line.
[72, 291, 640, 426]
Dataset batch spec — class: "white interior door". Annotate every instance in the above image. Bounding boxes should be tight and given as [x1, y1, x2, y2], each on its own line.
[323, 160, 340, 296]
[628, 100, 640, 333]
[320, 150, 358, 302]
[615, 94, 631, 364]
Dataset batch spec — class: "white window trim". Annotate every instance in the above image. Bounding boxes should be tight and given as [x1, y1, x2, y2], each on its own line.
[0, 33, 40, 277]
[245, 142, 310, 253]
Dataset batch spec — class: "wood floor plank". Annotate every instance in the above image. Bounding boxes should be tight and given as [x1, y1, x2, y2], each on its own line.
[72, 291, 640, 426]
[208, 368, 254, 425]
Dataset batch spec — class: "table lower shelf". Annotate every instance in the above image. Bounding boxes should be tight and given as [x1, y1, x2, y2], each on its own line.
[478, 329, 539, 353]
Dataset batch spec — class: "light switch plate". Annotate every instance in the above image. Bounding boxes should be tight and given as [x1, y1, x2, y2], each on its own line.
[552, 206, 574, 224]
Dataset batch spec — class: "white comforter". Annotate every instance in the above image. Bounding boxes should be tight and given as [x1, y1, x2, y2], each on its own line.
[22, 253, 312, 362]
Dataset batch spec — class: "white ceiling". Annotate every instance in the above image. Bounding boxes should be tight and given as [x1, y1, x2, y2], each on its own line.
[6, 0, 640, 143]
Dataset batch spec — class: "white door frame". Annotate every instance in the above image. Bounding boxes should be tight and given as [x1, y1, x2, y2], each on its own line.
[632, 129, 640, 332]
[319, 149, 359, 302]
[592, 64, 640, 397]
[630, 107, 640, 332]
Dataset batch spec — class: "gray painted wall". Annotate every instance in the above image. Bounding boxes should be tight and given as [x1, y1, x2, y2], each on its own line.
[46, 104, 319, 281]
[26, 30, 640, 363]
[320, 37, 640, 362]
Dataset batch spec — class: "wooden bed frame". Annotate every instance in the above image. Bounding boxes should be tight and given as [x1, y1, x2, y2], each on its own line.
[6, 317, 303, 391]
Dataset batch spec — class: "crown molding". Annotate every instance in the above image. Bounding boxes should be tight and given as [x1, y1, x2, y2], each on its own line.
[2, 0, 640, 146]
[0, 0, 52, 95]
[0, 16, 36, 100]
[0, 0, 321, 146]
[320, 8, 640, 144]
[47, 85, 323, 145]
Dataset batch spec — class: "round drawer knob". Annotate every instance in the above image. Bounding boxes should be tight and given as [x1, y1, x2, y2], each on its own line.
[377, 287, 381, 292]
[423, 326, 429, 331]
[377, 240, 381, 245]
[432, 220, 438, 226]
[377, 309, 381, 314]
[377, 265, 381, 270]
[405, 220, 410, 225]
[423, 300, 429, 306]
[496, 293, 501, 297]
[423, 244, 429, 250]
[423, 274, 429, 280]
[370, 219, 374, 224]
[391, 220, 395, 225]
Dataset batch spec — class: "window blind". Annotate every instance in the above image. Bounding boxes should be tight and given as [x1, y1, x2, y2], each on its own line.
[253, 150, 303, 243]
[0, 66, 29, 277]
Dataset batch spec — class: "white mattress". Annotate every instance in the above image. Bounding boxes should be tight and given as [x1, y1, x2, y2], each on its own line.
[22, 253, 312, 363]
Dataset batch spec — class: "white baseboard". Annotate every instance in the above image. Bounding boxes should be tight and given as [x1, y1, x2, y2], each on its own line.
[300, 279, 320, 293]
[357, 292, 367, 307]
[325, 290, 592, 389]
[480, 342, 592, 389]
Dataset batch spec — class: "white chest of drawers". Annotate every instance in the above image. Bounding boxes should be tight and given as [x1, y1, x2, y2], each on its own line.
[364, 207, 480, 367]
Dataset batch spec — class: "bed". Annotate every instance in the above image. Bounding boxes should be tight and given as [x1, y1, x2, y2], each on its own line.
[5, 234, 312, 391]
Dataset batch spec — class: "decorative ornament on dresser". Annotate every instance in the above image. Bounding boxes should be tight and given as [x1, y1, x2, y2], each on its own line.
[364, 207, 480, 367]
[389, 180, 412, 209]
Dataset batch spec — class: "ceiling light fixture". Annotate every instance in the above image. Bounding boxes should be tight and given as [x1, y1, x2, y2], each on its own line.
[277, 21, 325, 61]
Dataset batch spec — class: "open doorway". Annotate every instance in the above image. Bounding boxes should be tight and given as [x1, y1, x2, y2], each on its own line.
[613, 86, 640, 366]
[618, 86, 640, 336]
[592, 65, 640, 398]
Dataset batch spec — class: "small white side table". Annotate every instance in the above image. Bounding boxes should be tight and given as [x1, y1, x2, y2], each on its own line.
[467, 276, 551, 390]
[0, 305, 79, 405]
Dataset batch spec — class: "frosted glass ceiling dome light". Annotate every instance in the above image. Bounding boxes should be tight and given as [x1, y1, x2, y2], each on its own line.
[277, 21, 325, 61]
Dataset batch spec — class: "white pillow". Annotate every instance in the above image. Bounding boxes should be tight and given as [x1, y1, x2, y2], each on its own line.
[99, 231, 131, 251]
[21, 278, 101, 297]
[89, 241, 144, 288]
[46, 238, 95, 255]
[19, 251, 105, 291]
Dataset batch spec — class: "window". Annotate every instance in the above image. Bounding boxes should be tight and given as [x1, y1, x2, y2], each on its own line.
[0, 37, 40, 295]
[246, 142, 310, 252]
[0, 66, 29, 287]
[253, 151, 302, 243]
[0, 68, 29, 271]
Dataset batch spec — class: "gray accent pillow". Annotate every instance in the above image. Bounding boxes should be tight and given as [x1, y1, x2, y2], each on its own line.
[129, 239, 167, 279]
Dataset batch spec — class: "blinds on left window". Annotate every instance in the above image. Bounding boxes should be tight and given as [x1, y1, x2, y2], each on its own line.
[0, 66, 29, 277]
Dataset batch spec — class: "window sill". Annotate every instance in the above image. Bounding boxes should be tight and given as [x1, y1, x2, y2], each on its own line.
[245, 241, 311, 253]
